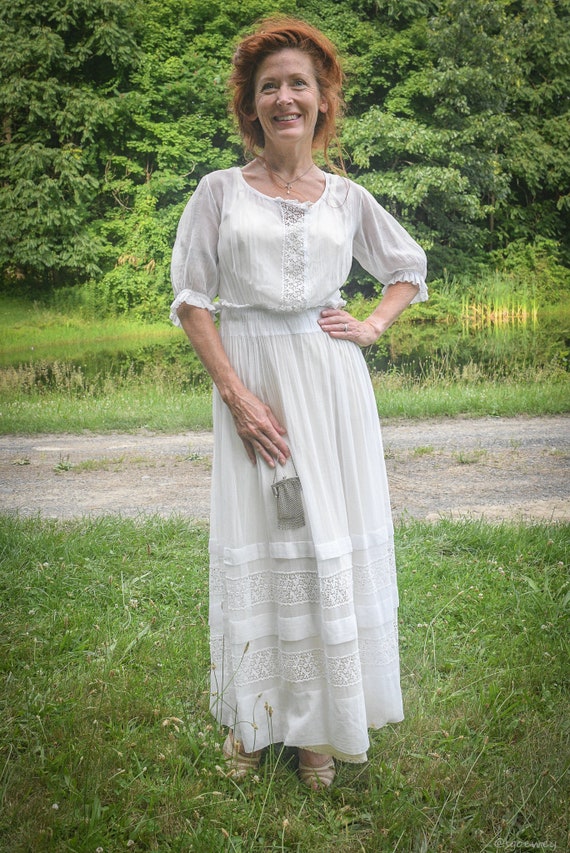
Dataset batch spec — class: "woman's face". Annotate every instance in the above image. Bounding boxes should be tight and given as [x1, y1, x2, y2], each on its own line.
[251, 48, 327, 151]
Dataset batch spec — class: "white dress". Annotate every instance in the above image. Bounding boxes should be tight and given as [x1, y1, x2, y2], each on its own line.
[170, 167, 427, 762]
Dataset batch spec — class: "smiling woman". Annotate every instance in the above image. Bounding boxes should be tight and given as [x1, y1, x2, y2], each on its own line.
[244, 49, 327, 200]
[169, 16, 427, 791]
[230, 17, 344, 164]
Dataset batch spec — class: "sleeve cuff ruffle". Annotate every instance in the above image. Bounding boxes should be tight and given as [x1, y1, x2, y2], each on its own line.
[384, 270, 428, 304]
[169, 289, 217, 327]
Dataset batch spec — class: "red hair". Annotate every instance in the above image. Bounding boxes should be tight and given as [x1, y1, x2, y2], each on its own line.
[229, 17, 345, 164]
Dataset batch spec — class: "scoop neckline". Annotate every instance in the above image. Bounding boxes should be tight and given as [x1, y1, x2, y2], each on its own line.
[236, 166, 329, 207]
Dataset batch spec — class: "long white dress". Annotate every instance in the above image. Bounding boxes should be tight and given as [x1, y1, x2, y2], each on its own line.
[170, 167, 427, 762]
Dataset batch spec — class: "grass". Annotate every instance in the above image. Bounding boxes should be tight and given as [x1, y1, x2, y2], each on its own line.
[0, 296, 178, 357]
[1, 293, 569, 432]
[0, 361, 568, 435]
[0, 516, 568, 852]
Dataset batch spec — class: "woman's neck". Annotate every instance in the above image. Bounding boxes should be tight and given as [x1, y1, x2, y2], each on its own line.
[260, 143, 314, 180]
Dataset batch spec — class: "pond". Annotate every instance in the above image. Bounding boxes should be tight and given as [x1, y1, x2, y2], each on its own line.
[1, 307, 568, 389]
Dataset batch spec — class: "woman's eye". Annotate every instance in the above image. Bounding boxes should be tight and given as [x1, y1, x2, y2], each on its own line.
[294, 79, 307, 87]
[261, 82, 277, 91]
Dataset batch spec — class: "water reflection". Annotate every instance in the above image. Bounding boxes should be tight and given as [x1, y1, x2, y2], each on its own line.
[366, 310, 568, 377]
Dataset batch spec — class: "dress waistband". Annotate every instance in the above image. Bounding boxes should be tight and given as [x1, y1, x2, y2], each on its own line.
[219, 304, 323, 337]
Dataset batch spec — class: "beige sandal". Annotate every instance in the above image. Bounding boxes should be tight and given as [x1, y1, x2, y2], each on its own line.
[222, 733, 262, 779]
[298, 753, 336, 789]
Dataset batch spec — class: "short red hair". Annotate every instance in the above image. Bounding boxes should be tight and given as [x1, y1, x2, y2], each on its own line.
[230, 17, 345, 163]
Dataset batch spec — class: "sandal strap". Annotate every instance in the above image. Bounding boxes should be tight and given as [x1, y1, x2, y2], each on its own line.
[298, 755, 336, 788]
[222, 734, 262, 778]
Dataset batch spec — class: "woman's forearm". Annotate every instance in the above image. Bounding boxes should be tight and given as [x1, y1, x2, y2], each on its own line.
[364, 281, 420, 338]
[176, 303, 289, 466]
[319, 280, 421, 347]
[176, 303, 245, 404]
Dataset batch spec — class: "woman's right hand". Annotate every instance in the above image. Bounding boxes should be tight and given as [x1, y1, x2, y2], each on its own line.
[226, 386, 290, 467]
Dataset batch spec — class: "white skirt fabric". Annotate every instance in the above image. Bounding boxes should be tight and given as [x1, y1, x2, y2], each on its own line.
[208, 306, 403, 762]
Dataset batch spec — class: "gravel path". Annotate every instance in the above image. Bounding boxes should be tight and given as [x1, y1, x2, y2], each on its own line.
[1, 415, 568, 523]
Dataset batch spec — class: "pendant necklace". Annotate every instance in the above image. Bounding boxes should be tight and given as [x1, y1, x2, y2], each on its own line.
[260, 158, 315, 195]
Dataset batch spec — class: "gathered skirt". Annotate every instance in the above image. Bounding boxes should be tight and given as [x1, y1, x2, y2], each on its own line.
[208, 306, 403, 762]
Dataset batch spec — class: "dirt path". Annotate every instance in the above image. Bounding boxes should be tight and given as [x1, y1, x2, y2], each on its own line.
[1, 415, 568, 523]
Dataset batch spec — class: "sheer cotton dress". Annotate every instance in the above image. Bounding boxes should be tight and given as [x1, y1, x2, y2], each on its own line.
[170, 167, 427, 762]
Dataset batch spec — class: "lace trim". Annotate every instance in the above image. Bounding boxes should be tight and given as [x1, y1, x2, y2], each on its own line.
[359, 622, 400, 667]
[224, 569, 356, 611]
[353, 551, 397, 593]
[169, 289, 216, 326]
[216, 547, 396, 611]
[383, 272, 428, 304]
[211, 628, 400, 692]
[280, 202, 307, 310]
[229, 645, 365, 687]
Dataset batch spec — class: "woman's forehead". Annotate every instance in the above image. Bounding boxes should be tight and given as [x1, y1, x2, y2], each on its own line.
[255, 48, 317, 81]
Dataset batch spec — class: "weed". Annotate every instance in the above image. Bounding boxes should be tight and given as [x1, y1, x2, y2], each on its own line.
[53, 455, 73, 472]
[412, 445, 435, 457]
[453, 448, 487, 465]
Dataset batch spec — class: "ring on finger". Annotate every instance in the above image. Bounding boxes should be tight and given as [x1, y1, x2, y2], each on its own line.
[343, 323, 348, 332]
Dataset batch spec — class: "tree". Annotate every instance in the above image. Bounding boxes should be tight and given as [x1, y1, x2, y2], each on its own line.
[501, 0, 570, 264]
[1, 0, 568, 299]
[0, 0, 140, 287]
[90, 0, 291, 317]
[347, 0, 569, 276]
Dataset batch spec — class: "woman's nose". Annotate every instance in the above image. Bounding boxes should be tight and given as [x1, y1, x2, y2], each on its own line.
[276, 86, 293, 104]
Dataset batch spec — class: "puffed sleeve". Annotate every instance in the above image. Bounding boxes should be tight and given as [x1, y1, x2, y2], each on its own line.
[169, 174, 221, 326]
[352, 183, 428, 304]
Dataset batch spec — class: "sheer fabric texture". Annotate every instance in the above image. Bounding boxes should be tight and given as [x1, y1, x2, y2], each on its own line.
[171, 168, 427, 762]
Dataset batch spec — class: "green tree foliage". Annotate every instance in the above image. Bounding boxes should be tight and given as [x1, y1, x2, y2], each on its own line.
[0, 0, 140, 288]
[342, 0, 570, 275]
[0, 0, 568, 306]
[503, 0, 570, 252]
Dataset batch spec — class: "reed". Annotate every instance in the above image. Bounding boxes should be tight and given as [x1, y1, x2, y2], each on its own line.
[458, 273, 539, 329]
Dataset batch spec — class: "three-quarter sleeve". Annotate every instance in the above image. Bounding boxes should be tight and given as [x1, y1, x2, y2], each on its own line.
[169, 175, 221, 326]
[352, 184, 428, 304]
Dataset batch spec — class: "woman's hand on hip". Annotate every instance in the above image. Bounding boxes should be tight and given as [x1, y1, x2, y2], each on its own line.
[318, 308, 380, 347]
[226, 386, 290, 468]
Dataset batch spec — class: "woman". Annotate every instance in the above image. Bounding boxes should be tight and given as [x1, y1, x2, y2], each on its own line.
[170, 16, 427, 789]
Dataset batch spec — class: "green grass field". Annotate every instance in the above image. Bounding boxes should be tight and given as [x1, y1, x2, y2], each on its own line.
[1, 516, 567, 852]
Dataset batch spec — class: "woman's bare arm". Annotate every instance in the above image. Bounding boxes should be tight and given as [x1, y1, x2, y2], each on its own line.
[176, 303, 290, 467]
[318, 281, 420, 346]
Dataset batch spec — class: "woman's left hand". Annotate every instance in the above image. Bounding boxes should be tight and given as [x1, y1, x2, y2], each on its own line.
[318, 308, 380, 347]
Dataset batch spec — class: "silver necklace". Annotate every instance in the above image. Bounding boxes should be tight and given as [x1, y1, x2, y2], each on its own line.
[260, 158, 315, 195]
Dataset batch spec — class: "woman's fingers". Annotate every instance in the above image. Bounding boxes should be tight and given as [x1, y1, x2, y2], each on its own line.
[231, 393, 290, 467]
[318, 309, 378, 347]
[318, 308, 349, 334]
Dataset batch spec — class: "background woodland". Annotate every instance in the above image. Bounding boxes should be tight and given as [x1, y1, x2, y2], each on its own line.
[1, 0, 569, 316]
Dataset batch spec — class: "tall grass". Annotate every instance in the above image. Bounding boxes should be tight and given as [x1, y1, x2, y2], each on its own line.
[0, 358, 567, 434]
[0, 516, 567, 852]
[458, 274, 539, 328]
